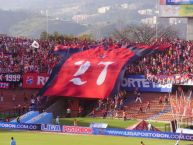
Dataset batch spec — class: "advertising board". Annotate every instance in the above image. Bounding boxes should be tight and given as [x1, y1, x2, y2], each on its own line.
[160, 5, 193, 17]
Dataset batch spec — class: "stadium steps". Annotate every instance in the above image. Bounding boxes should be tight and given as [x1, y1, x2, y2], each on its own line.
[152, 96, 193, 121]
[90, 93, 134, 117]
[26, 112, 53, 124]
[153, 111, 175, 121]
[10, 111, 39, 123]
[0, 88, 37, 112]
[0, 102, 30, 117]
[147, 106, 171, 120]
[118, 94, 171, 120]
[1, 88, 38, 102]
[92, 93, 171, 121]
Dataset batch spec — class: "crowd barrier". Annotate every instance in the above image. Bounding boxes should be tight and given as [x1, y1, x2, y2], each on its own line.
[0, 122, 193, 141]
[41, 124, 62, 132]
[0, 122, 40, 130]
[92, 128, 193, 141]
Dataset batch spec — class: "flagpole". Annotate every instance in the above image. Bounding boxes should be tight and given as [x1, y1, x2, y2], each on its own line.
[155, 0, 159, 40]
[46, 10, 49, 40]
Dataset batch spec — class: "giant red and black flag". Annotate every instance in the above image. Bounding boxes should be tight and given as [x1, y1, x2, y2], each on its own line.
[39, 43, 171, 99]
[41, 47, 135, 99]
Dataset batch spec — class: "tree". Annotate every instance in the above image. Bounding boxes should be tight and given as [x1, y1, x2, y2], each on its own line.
[111, 24, 179, 44]
[39, 31, 93, 42]
[40, 31, 49, 40]
[78, 34, 93, 41]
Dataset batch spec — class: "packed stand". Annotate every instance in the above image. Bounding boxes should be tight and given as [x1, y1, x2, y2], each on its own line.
[0, 35, 60, 73]
[126, 39, 193, 84]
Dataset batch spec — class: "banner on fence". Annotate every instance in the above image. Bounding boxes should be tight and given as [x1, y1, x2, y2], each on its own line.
[0, 82, 10, 88]
[0, 74, 21, 82]
[121, 75, 172, 92]
[90, 123, 108, 128]
[166, 0, 193, 5]
[93, 128, 193, 141]
[0, 122, 41, 130]
[22, 73, 49, 88]
[63, 126, 93, 134]
[41, 124, 62, 132]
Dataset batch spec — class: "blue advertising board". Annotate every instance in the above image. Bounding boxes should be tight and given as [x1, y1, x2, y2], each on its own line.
[166, 0, 193, 5]
[0, 122, 40, 130]
[121, 75, 172, 92]
[41, 124, 62, 132]
[93, 128, 193, 141]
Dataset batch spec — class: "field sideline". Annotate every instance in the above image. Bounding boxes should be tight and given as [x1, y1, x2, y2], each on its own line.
[60, 118, 168, 131]
[0, 131, 192, 145]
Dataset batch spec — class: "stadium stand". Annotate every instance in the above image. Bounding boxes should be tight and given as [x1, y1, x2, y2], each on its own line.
[0, 34, 193, 122]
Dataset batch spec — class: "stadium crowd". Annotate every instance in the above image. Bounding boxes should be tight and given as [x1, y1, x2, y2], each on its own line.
[126, 39, 193, 84]
[0, 34, 193, 119]
[0, 35, 59, 73]
[0, 35, 193, 96]
[1, 35, 193, 80]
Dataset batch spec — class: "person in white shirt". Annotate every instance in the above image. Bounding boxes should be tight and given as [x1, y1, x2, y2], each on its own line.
[55, 116, 60, 125]
[135, 92, 142, 103]
[66, 108, 71, 118]
[175, 140, 179, 145]
[148, 123, 152, 131]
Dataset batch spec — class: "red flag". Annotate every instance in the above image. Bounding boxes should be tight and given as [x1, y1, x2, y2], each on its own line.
[43, 47, 134, 99]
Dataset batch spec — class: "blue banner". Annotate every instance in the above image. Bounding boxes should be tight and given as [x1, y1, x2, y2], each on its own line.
[166, 0, 193, 5]
[0, 122, 40, 130]
[41, 124, 62, 132]
[121, 75, 172, 92]
[93, 128, 193, 141]
[0, 122, 193, 141]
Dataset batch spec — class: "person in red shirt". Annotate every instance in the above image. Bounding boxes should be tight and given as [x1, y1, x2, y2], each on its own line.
[159, 96, 163, 104]
[122, 110, 126, 121]
[146, 101, 150, 112]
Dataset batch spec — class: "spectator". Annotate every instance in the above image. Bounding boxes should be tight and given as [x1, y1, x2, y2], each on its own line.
[122, 110, 127, 121]
[115, 111, 119, 118]
[55, 116, 60, 125]
[159, 96, 163, 104]
[12, 95, 16, 103]
[73, 118, 78, 126]
[0, 93, 4, 103]
[102, 109, 107, 119]
[135, 92, 142, 103]
[66, 107, 71, 118]
[148, 123, 152, 131]
[30, 97, 35, 106]
[91, 108, 96, 118]
[23, 95, 28, 104]
[138, 105, 143, 113]
[145, 101, 151, 112]
[164, 95, 169, 104]
[78, 106, 83, 117]
[16, 116, 20, 123]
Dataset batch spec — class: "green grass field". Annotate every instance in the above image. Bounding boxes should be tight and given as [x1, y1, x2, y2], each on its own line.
[60, 118, 167, 131]
[0, 131, 192, 145]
